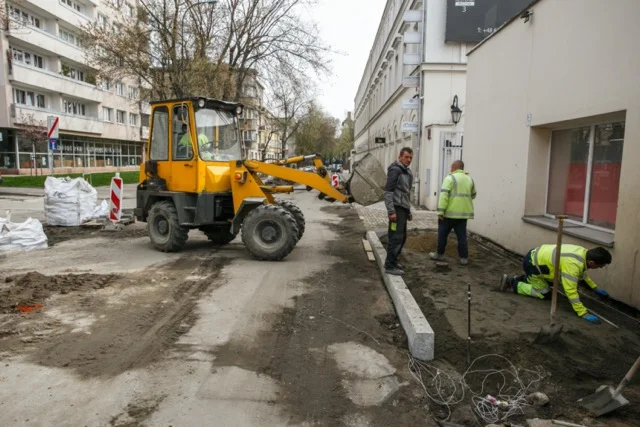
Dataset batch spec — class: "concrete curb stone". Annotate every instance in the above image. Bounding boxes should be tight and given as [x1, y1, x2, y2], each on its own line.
[366, 230, 434, 361]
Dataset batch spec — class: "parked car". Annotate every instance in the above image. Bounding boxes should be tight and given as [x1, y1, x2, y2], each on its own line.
[0, 171, 3, 184]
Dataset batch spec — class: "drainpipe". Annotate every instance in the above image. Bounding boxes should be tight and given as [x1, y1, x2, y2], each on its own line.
[413, 0, 427, 207]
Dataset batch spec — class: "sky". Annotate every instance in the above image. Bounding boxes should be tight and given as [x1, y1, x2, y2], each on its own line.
[303, 0, 388, 120]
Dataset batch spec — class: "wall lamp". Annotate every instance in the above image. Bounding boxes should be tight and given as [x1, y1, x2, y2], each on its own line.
[450, 95, 462, 125]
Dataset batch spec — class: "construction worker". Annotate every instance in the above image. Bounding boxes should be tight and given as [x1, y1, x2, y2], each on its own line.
[178, 124, 212, 160]
[499, 245, 611, 323]
[383, 147, 414, 276]
[429, 160, 476, 265]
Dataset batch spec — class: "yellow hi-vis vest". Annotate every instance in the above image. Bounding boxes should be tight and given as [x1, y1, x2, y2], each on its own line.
[532, 244, 598, 317]
[438, 170, 476, 219]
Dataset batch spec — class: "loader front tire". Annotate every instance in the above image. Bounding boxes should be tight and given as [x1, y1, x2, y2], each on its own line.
[276, 200, 305, 240]
[202, 226, 236, 245]
[148, 200, 189, 252]
[241, 204, 299, 261]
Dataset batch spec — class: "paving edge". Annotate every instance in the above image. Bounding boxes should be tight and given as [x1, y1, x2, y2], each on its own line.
[366, 231, 434, 361]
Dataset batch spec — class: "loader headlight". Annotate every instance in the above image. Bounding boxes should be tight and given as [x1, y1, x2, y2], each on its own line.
[198, 99, 206, 108]
[236, 106, 243, 116]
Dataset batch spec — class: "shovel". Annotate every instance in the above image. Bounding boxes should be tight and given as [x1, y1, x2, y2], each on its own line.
[578, 356, 640, 416]
[534, 215, 567, 344]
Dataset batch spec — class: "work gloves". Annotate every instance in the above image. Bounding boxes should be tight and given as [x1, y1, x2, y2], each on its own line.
[582, 313, 600, 324]
[594, 289, 608, 297]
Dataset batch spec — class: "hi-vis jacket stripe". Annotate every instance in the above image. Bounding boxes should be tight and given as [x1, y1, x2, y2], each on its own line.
[531, 244, 598, 316]
[438, 170, 476, 219]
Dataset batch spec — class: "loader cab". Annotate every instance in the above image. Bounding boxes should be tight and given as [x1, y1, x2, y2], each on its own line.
[143, 97, 243, 193]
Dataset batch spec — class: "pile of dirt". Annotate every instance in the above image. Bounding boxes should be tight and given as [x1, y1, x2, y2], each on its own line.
[44, 223, 148, 246]
[1, 272, 118, 313]
[396, 229, 640, 425]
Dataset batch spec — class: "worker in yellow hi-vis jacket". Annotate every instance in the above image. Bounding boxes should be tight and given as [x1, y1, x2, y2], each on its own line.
[499, 245, 612, 323]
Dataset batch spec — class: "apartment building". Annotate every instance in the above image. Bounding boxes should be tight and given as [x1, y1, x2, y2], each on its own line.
[0, 0, 146, 175]
[239, 73, 288, 162]
[353, 0, 530, 208]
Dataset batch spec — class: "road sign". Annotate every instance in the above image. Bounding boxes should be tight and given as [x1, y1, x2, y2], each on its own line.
[331, 174, 339, 188]
[403, 76, 420, 88]
[47, 116, 59, 139]
[48, 138, 58, 151]
[402, 98, 420, 110]
[401, 122, 419, 133]
[109, 173, 123, 222]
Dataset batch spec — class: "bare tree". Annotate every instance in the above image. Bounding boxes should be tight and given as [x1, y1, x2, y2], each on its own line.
[81, 0, 331, 102]
[15, 113, 47, 175]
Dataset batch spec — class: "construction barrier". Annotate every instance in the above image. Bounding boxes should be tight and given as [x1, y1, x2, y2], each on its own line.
[109, 173, 123, 223]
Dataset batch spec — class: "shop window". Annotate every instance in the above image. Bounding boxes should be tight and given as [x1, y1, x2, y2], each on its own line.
[547, 121, 625, 230]
[150, 106, 169, 161]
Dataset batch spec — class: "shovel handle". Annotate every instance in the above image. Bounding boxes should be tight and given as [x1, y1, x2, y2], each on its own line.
[550, 216, 567, 320]
[613, 356, 640, 397]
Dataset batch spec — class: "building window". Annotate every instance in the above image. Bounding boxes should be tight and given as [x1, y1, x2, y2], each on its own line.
[8, 5, 41, 29]
[103, 107, 113, 122]
[116, 82, 125, 96]
[61, 63, 85, 82]
[99, 79, 112, 91]
[547, 121, 625, 230]
[129, 114, 138, 126]
[97, 13, 108, 29]
[64, 100, 86, 116]
[62, 0, 83, 14]
[13, 88, 46, 108]
[59, 28, 81, 47]
[128, 86, 138, 99]
[126, 3, 134, 17]
[116, 110, 126, 124]
[11, 47, 44, 69]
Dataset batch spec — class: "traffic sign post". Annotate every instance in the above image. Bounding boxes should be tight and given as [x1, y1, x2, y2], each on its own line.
[47, 116, 59, 175]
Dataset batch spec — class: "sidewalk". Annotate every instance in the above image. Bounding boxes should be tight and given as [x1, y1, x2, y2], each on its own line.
[355, 201, 438, 231]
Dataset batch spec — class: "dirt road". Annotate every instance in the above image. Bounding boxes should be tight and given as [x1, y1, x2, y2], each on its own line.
[396, 229, 640, 426]
[0, 192, 434, 426]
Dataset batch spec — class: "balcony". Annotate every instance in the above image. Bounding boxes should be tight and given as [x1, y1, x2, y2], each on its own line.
[103, 122, 141, 142]
[141, 126, 150, 140]
[24, 0, 93, 27]
[12, 104, 104, 135]
[11, 64, 102, 103]
[8, 27, 86, 64]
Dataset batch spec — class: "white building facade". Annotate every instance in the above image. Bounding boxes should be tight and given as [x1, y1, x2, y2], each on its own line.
[0, 0, 147, 175]
[353, 0, 471, 209]
[353, 0, 531, 209]
[464, 0, 640, 308]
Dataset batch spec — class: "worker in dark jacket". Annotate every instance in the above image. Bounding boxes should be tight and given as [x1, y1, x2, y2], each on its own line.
[383, 147, 414, 275]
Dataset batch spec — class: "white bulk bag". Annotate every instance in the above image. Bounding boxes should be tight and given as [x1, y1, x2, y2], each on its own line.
[0, 213, 48, 252]
[44, 176, 98, 226]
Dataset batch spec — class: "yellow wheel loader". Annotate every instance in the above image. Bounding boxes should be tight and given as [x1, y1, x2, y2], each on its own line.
[135, 97, 386, 260]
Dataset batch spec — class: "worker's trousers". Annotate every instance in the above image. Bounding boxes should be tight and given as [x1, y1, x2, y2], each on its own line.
[385, 206, 409, 269]
[513, 249, 552, 300]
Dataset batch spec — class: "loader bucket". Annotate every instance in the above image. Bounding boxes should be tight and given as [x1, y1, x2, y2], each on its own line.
[347, 153, 387, 206]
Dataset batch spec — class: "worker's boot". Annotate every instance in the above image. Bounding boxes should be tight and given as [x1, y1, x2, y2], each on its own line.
[429, 252, 444, 261]
[499, 274, 516, 292]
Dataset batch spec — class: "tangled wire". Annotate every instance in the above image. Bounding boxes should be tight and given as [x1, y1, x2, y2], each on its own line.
[408, 354, 545, 424]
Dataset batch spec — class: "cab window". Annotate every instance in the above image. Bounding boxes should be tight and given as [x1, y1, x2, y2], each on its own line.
[150, 106, 168, 161]
[195, 108, 242, 161]
[173, 105, 193, 160]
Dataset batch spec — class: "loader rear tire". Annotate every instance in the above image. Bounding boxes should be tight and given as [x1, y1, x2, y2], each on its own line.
[147, 200, 189, 252]
[202, 226, 236, 245]
[276, 200, 305, 240]
[241, 204, 299, 261]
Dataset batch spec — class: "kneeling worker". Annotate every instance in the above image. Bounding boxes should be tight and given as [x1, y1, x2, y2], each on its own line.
[499, 244, 611, 323]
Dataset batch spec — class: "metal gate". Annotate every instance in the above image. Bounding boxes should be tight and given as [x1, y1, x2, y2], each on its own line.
[439, 131, 464, 190]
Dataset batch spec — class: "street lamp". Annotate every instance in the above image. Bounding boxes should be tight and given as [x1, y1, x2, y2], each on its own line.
[180, 1, 217, 91]
[450, 95, 462, 125]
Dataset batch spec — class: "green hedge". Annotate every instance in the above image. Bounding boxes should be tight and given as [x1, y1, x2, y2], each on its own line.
[0, 171, 140, 188]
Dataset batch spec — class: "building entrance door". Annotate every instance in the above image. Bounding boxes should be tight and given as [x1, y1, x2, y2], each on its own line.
[438, 131, 464, 196]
